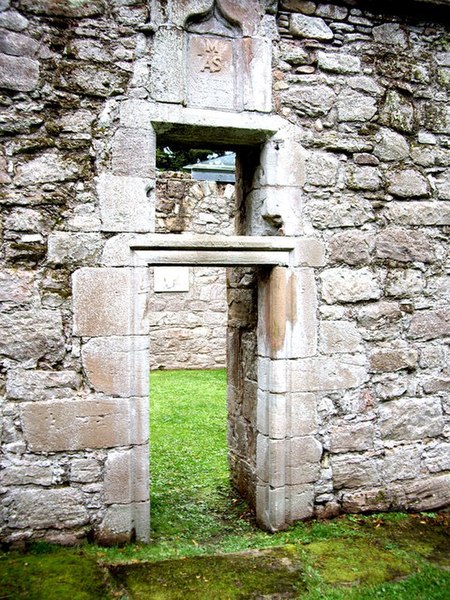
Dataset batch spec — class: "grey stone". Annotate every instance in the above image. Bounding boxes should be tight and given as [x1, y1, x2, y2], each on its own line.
[21, 396, 148, 452]
[0, 269, 34, 303]
[73, 267, 149, 337]
[281, 0, 316, 13]
[408, 308, 450, 340]
[380, 90, 415, 134]
[305, 151, 339, 186]
[47, 232, 103, 267]
[385, 269, 424, 297]
[383, 201, 450, 226]
[403, 475, 450, 511]
[382, 446, 421, 482]
[6, 369, 81, 401]
[348, 76, 383, 96]
[288, 392, 319, 436]
[353, 153, 379, 166]
[436, 51, 450, 67]
[330, 420, 374, 453]
[320, 267, 381, 304]
[357, 301, 403, 329]
[7, 488, 89, 529]
[291, 355, 368, 392]
[346, 165, 381, 191]
[287, 485, 314, 521]
[435, 174, 450, 200]
[82, 336, 149, 397]
[2, 461, 53, 486]
[112, 128, 155, 177]
[316, 3, 348, 20]
[320, 321, 363, 354]
[0, 30, 39, 57]
[17, 0, 106, 17]
[379, 397, 443, 441]
[70, 458, 102, 483]
[418, 131, 437, 145]
[290, 14, 333, 41]
[104, 446, 149, 504]
[0, 10, 29, 31]
[286, 84, 335, 117]
[279, 43, 310, 66]
[332, 455, 380, 489]
[342, 486, 405, 513]
[0, 2, 11, 12]
[0, 53, 39, 91]
[308, 195, 374, 229]
[374, 128, 409, 162]
[369, 347, 418, 373]
[317, 52, 360, 74]
[423, 443, 450, 473]
[387, 169, 430, 198]
[337, 89, 377, 122]
[97, 173, 154, 233]
[97, 502, 150, 544]
[15, 153, 82, 186]
[328, 230, 374, 265]
[376, 226, 435, 263]
[60, 64, 128, 98]
[373, 23, 408, 48]
[423, 378, 450, 394]
[0, 309, 64, 363]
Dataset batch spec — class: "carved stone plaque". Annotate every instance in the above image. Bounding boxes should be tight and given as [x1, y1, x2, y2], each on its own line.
[154, 267, 190, 293]
[187, 35, 239, 110]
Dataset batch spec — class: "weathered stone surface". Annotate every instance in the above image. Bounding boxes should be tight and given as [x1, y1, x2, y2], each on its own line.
[379, 397, 443, 441]
[375, 226, 435, 263]
[385, 269, 424, 297]
[357, 301, 403, 329]
[21, 396, 148, 451]
[320, 321, 362, 354]
[332, 455, 380, 489]
[382, 446, 421, 482]
[373, 23, 408, 48]
[374, 128, 409, 162]
[0, 309, 64, 363]
[281, 0, 316, 13]
[0, 269, 34, 303]
[408, 308, 450, 340]
[369, 347, 418, 373]
[6, 488, 89, 529]
[316, 3, 348, 20]
[305, 151, 339, 186]
[60, 63, 128, 97]
[70, 458, 102, 483]
[337, 90, 377, 122]
[342, 486, 405, 512]
[73, 267, 149, 337]
[47, 232, 103, 267]
[423, 378, 450, 394]
[17, 0, 106, 17]
[285, 84, 335, 118]
[111, 128, 155, 178]
[423, 443, 450, 473]
[288, 392, 318, 436]
[82, 336, 149, 397]
[403, 475, 450, 511]
[328, 231, 374, 266]
[286, 484, 315, 521]
[383, 201, 450, 226]
[0, 53, 39, 91]
[320, 267, 381, 304]
[104, 446, 149, 504]
[387, 169, 430, 198]
[0, 30, 39, 57]
[97, 173, 154, 233]
[15, 153, 82, 186]
[2, 460, 53, 486]
[291, 355, 368, 392]
[317, 52, 360, 74]
[287, 436, 322, 485]
[290, 14, 333, 41]
[6, 369, 81, 401]
[308, 195, 374, 229]
[330, 420, 374, 453]
[346, 165, 381, 191]
[380, 90, 415, 133]
[0, 10, 29, 32]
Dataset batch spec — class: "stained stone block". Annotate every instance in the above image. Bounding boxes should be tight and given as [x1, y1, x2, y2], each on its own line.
[0, 53, 39, 91]
[332, 455, 380, 490]
[329, 231, 375, 266]
[243, 37, 272, 112]
[104, 446, 149, 504]
[7, 488, 89, 529]
[342, 486, 406, 513]
[329, 421, 374, 453]
[72, 267, 149, 337]
[97, 173, 154, 233]
[97, 501, 150, 544]
[256, 484, 286, 531]
[21, 396, 148, 452]
[258, 134, 305, 188]
[369, 347, 418, 373]
[111, 128, 155, 177]
[6, 369, 81, 401]
[408, 308, 450, 340]
[291, 355, 368, 392]
[290, 14, 333, 40]
[256, 435, 285, 487]
[379, 397, 443, 441]
[320, 267, 381, 304]
[82, 336, 149, 397]
[0, 309, 64, 363]
[383, 201, 450, 226]
[376, 226, 435, 263]
[403, 475, 450, 511]
[387, 169, 430, 198]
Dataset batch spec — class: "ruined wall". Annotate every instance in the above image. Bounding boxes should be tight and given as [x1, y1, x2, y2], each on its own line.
[150, 172, 234, 370]
[274, 0, 449, 517]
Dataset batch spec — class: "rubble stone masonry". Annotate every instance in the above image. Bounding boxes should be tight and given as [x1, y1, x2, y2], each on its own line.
[0, 0, 449, 544]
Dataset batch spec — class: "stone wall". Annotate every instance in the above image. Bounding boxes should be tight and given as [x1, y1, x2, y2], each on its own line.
[150, 171, 234, 370]
[0, 0, 448, 545]
[274, 0, 449, 517]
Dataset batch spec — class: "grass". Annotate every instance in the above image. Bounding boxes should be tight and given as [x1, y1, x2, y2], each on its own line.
[1, 369, 449, 599]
